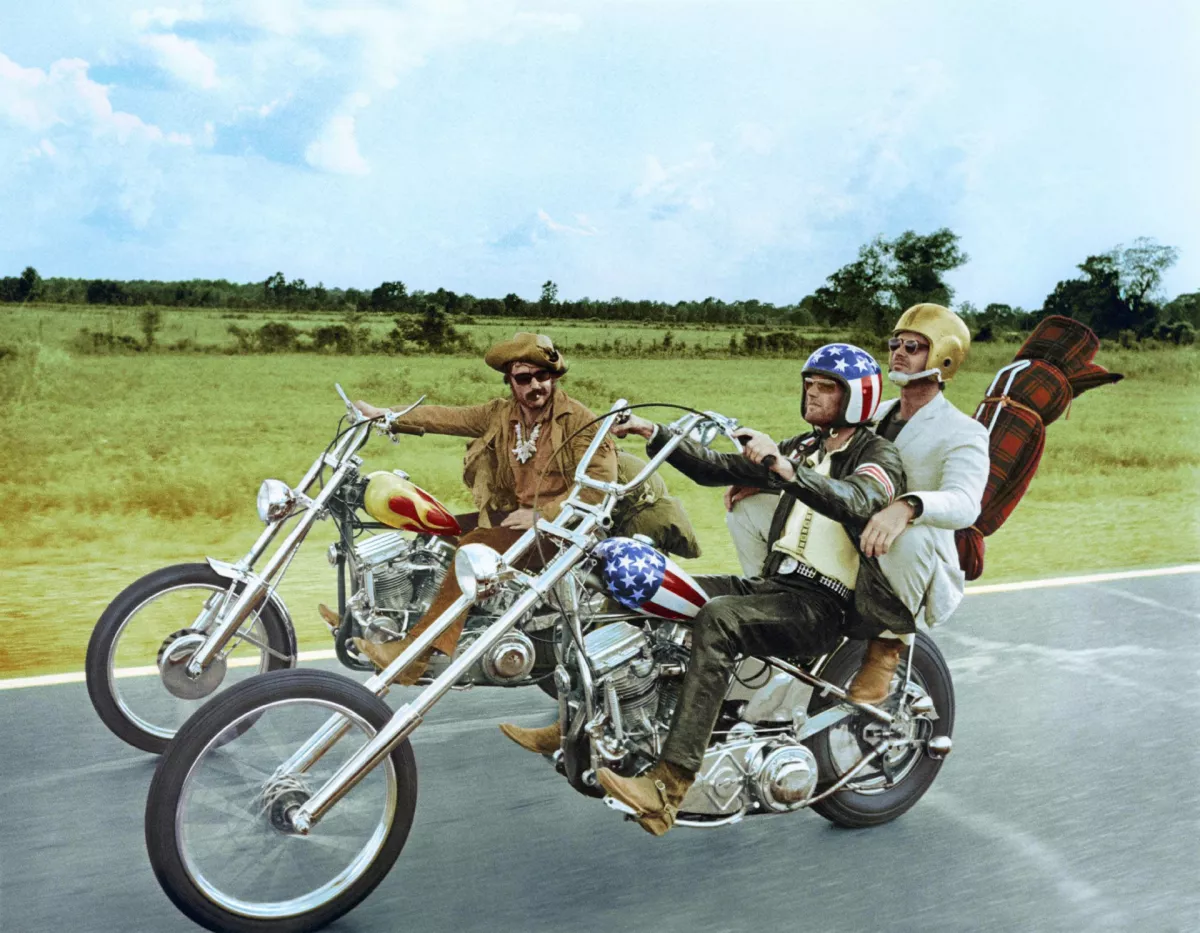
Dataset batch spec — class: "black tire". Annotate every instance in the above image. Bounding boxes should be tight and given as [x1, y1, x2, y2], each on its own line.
[85, 562, 295, 754]
[806, 632, 954, 828]
[145, 669, 418, 933]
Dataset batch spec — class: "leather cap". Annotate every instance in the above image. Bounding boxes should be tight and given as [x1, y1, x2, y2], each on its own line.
[484, 332, 567, 375]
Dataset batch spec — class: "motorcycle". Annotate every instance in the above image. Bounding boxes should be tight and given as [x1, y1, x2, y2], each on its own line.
[85, 386, 576, 754]
[143, 399, 956, 933]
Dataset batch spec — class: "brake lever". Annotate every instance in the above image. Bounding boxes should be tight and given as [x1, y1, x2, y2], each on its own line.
[334, 382, 362, 421]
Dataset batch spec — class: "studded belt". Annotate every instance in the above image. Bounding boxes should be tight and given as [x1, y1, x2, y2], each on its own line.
[775, 555, 852, 601]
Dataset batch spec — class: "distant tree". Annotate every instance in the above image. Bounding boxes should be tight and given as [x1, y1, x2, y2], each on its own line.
[889, 229, 967, 312]
[370, 281, 408, 313]
[539, 280, 558, 316]
[86, 279, 128, 305]
[18, 266, 42, 302]
[503, 292, 526, 317]
[810, 229, 967, 333]
[263, 272, 287, 306]
[1110, 237, 1178, 325]
[1162, 291, 1200, 328]
[139, 308, 163, 349]
[1039, 240, 1178, 338]
[390, 305, 466, 353]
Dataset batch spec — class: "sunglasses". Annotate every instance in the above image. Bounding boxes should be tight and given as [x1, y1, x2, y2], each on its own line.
[510, 369, 553, 386]
[887, 337, 929, 354]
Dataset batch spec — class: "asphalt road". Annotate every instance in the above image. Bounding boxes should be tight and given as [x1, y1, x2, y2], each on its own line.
[2, 572, 1198, 933]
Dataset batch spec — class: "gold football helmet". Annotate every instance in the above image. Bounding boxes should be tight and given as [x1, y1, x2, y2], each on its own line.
[892, 303, 971, 382]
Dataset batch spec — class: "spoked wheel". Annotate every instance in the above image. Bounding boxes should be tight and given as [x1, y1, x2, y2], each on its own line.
[807, 632, 955, 828]
[145, 669, 417, 933]
[85, 563, 295, 753]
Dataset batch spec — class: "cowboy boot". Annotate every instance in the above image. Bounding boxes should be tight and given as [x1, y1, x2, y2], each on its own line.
[351, 636, 433, 687]
[318, 603, 341, 632]
[596, 760, 695, 837]
[847, 638, 906, 705]
[498, 719, 562, 755]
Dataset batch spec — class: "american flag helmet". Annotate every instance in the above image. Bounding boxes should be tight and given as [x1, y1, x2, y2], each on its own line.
[592, 537, 709, 621]
[801, 343, 883, 427]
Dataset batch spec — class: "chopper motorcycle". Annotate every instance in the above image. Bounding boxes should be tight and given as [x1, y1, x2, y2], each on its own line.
[143, 398, 955, 933]
[85, 387, 576, 754]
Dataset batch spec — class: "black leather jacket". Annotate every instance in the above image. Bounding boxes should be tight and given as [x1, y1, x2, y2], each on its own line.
[646, 425, 916, 637]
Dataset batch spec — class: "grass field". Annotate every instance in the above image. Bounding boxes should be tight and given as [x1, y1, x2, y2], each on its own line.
[1, 312, 1197, 678]
[0, 303, 802, 354]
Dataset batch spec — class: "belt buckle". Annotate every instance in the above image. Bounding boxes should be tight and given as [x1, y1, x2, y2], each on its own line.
[778, 556, 799, 575]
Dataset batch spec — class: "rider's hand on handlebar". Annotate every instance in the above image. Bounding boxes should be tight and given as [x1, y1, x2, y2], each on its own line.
[734, 429, 795, 481]
[500, 508, 537, 531]
[353, 400, 387, 421]
[610, 413, 656, 440]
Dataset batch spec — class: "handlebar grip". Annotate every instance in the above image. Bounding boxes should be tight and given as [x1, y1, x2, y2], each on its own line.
[761, 454, 777, 468]
[390, 423, 425, 437]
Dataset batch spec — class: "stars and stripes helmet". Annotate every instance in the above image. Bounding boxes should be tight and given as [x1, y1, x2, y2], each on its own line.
[592, 537, 709, 620]
[801, 343, 883, 427]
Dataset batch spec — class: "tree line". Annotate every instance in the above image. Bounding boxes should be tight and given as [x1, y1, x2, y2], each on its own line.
[3, 229, 1195, 341]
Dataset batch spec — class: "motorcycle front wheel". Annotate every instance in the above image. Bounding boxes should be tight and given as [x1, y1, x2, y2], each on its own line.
[85, 562, 296, 753]
[145, 669, 417, 933]
[806, 631, 955, 828]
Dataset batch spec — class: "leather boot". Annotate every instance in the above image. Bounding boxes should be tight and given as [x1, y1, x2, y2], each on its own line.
[498, 720, 562, 755]
[596, 760, 695, 837]
[847, 638, 906, 705]
[351, 636, 433, 687]
[318, 603, 340, 632]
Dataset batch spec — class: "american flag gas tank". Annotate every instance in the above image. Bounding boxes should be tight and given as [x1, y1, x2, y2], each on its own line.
[592, 537, 709, 621]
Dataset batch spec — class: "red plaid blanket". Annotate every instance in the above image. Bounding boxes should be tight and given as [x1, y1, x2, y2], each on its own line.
[954, 316, 1122, 580]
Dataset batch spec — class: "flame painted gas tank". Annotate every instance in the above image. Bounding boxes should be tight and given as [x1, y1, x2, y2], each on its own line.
[363, 472, 462, 536]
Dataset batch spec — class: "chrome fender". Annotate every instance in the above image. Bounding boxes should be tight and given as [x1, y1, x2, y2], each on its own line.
[205, 558, 299, 665]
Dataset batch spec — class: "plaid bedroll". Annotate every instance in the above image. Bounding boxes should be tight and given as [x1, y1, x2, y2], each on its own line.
[954, 316, 1123, 580]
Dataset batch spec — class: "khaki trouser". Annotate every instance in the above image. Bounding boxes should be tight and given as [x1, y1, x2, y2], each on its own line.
[409, 513, 548, 658]
[724, 492, 781, 576]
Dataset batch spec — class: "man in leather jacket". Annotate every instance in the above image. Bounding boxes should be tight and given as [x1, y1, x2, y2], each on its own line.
[723, 305, 988, 706]
[350, 331, 617, 683]
[501, 343, 910, 836]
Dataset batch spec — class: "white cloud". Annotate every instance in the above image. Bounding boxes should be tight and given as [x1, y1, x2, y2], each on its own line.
[131, 4, 205, 31]
[236, 0, 579, 90]
[305, 113, 368, 175]
[537, 209, 597, 236]
[139, 33, 219, 89]
[0, 52, 175, 144]
[632, 143, 719, 216]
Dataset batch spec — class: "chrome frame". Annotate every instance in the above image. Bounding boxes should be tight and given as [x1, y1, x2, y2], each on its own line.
[282, 402, 931, 833]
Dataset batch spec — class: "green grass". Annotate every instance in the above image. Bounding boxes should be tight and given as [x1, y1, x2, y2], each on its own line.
[0, 303, 813, 354]
[1, 319, 1197, 678]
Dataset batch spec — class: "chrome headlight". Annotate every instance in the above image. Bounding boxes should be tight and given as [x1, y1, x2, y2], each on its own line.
[454, 543, 505, 601]
[256, 479, 296, 524]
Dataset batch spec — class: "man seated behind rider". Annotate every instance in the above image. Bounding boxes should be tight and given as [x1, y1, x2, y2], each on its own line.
[724, 304, 989, 705]
[351, 332, 617, 683]
[500, 344, 913, 836]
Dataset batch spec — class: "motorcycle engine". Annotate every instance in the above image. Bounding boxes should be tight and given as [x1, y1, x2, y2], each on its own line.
[582, 622, 666, 757]
[350, 532, 455, 635]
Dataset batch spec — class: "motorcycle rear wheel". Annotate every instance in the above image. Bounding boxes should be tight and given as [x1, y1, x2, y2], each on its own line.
[145, 668, 417, 933]
[86, 562, 295, 753]
[806, 631, 954, 828]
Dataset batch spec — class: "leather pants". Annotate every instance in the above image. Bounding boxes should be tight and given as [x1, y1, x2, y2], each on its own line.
[661, 573, 846, 773]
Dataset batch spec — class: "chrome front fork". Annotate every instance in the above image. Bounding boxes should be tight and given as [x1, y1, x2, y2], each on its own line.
[291, 532, 591, 832]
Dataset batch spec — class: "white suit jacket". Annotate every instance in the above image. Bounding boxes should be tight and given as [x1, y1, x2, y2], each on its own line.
[872, 393, 990, 625]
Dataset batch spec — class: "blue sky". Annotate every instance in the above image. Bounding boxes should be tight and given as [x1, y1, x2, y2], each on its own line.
[1, 0, 1196, 309]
